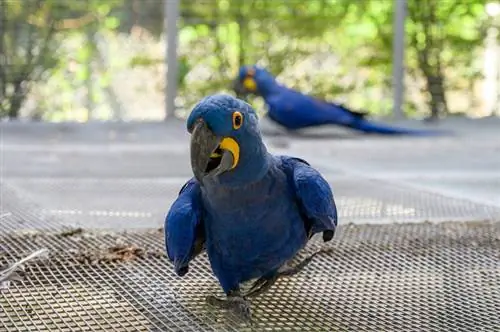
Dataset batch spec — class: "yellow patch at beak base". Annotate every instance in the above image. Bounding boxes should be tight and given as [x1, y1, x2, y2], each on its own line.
[219, 137, 240, 169]
[242, 77, 257, 92]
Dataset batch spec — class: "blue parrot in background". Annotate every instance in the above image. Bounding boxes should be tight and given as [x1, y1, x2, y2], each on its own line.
[165, 94, 337, 320]
[232, 65, 447, 136]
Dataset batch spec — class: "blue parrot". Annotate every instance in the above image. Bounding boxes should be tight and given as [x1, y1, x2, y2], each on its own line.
[165, 94, 337, 320]
[232, 65, 448, 136]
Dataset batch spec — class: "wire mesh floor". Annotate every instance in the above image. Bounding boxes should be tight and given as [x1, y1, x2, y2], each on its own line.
[1, 120, 500, 331]
[1, 221, 499, 332]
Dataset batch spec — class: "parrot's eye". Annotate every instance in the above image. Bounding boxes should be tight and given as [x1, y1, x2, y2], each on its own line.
[232, 111, 243, 130]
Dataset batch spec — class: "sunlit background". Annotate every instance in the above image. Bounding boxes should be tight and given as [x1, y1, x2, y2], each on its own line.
[1, 0, 500, 122]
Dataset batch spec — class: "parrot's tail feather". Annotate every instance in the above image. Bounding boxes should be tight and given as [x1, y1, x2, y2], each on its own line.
[242, 250, 322, 298]
[354, 120, 451, 136]
[242, 276, 278, 299]
[278, 250, 320, 277]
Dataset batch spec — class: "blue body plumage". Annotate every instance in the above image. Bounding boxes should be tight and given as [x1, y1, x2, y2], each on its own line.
[233, 65, 449, 136]
[165, 94, 337, 319]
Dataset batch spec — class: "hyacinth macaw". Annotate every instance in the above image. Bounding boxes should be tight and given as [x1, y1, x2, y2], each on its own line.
[232, 65, 447, 136]
[164, 94, 337, 320]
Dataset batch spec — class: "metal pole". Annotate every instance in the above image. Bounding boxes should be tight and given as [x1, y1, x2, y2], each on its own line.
[392, 0, 406, 119]
[85, 29, 95, 121]
[165, 0, 179, 120]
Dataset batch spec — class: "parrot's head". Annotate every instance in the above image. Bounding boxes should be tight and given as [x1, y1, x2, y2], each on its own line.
[232, 65, 278, 98]
[187, 94, 269, 186]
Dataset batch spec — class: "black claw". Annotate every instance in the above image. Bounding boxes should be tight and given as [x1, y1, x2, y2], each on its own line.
[175, 265, 189, 277]
[323, 230, 334, 242]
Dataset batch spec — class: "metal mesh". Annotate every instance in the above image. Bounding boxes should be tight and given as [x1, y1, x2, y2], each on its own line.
[0, 184, 67, 234]
[1, 221, 499, 332]
[5, 176, 500, 230]
[1, 122, 500, 331]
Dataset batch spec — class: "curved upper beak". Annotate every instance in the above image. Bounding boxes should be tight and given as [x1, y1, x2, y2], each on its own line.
[190, 119, 236, 183]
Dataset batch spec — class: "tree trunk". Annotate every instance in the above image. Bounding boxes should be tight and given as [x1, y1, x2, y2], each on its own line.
[409, 0, 448, 121]
[424, 73, 448, 120]
[8, 81, 24, 119]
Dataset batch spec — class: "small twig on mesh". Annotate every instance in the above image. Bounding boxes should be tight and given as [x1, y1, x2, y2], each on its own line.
[0, 248, 49, 289]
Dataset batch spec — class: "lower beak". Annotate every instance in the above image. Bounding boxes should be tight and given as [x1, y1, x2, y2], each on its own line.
[232, 78, 250, 101]
[190, 120, 235, 183]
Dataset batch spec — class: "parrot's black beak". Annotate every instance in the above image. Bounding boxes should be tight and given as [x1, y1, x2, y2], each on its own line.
[231, 78, 250, 101]
[190, 119, 235, 183]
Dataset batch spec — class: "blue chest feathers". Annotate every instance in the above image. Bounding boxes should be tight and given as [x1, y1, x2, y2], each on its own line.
[200, 162, 308, 282]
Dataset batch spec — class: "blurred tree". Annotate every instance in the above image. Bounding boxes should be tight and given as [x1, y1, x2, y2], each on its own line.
[31, 0, 123, 121]
[0, 0, 59, 119]
[407, 0, 448, 120]
[406, 0, 487, 120]
[352, 0, 488, 118]
[0, 0, 123, 120]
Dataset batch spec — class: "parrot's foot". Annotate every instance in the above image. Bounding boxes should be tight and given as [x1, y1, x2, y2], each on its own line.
[206, 291, 252, 321]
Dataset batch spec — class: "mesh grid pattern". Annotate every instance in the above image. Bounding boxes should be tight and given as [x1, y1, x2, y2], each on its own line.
[1, 122, 500, 331]
[0, 184, 67, 234]
[4, 177, 500, 231]
[1, 222, 499, 332]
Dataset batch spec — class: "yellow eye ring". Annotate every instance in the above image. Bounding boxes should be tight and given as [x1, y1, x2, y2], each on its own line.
[232, 111, 243, 130]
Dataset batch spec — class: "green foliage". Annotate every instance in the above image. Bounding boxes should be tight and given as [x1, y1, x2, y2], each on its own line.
[0, 0, 59, 118]
[3, 0, 492, 120]
[0, 0, 124, 119]
[34, 0, 124, 121]
[169, 0, 490, 118]
[129, 55, 163, 68]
